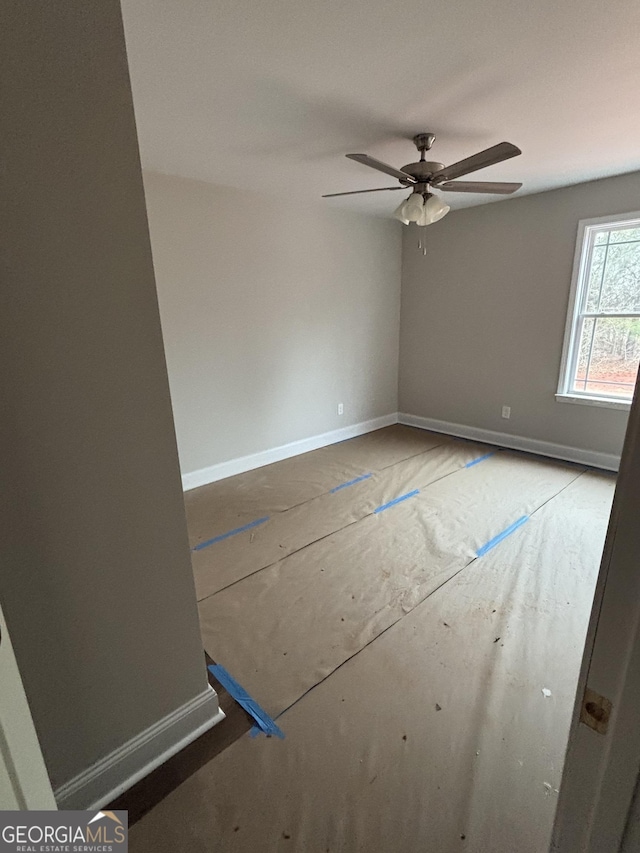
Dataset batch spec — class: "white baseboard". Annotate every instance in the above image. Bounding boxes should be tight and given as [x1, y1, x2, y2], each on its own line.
[182, 413, 399, 491]
[54, 685, 225, 811]
[398, 413, 620, 472]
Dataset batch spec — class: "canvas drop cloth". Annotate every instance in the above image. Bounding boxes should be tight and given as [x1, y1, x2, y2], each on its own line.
[184, 425, 448, 547]
[191, 437, 491, 599]
[132, 471, 614, 853]
[198, 452, 582, 718]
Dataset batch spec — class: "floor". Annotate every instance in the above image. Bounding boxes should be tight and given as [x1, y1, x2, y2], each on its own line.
[129, 425, 615, 852]
[107, 653, 253, 825]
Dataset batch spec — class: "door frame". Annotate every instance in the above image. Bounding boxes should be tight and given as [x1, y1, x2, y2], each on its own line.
[552, 380, 640, 850]
[0, 600, 57, 810]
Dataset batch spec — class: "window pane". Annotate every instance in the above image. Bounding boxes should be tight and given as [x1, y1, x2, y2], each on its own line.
[573, 316, 640, 398]
[608, 226, 640, 244]
[585, 246, 606, 312]
[574, 318, 594, 391]
[599, 242, 640, 312]
[594, 231, 609, 246]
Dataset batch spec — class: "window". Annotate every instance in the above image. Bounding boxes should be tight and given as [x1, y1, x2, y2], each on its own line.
[557, 212, 640, 409]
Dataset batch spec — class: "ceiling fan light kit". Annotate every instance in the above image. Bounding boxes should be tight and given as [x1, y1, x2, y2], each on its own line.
[422, 194, 450, 224]
[323, 132, 523, 233]
[393, 199, 411, 225]
[394, 191, 451, 226]
[397, 192, 426, 223]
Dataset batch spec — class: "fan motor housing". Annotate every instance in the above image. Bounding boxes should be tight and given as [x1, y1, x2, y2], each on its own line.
[401, 161, 445, 181]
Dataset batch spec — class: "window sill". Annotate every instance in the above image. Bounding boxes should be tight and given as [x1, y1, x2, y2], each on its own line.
[555, 393, 631, 412]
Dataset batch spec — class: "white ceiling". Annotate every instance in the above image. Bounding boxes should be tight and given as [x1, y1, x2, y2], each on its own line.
[121, 0, 640, 216]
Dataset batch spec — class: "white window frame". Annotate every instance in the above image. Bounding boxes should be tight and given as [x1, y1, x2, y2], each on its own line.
[556, 210, 640, 411]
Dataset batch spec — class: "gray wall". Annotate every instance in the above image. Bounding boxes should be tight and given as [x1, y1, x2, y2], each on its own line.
[142, 172, 402, 476]
[399, 172, 640, 457]
[0, 1, 210, 790]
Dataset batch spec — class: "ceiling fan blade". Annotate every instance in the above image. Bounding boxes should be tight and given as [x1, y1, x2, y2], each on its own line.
[431, 142, 521, 182]
[322, 186, 406, 198]
[346, 153, 416, 183]
[437, 180, 522, 194]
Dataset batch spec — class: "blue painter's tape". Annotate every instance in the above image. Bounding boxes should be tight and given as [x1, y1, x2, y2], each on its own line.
[330, 473, 373, 493]
[249, 720, 282, 738]
[374, 489, 420, 514]
[476, 515, 529, 557]
[208, 664, 284, 739]
[193, 516, 269, 552]
[465, 451, 496, 468]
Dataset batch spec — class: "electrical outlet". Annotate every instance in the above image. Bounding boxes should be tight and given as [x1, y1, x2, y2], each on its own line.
[501, 405, 511, 419]
[337, 403, 344, 416]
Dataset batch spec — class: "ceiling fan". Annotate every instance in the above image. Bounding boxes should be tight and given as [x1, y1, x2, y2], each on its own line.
[323, 133, 522, 226]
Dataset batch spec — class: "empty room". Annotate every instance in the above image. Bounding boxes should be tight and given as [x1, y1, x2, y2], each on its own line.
[4, 1, 640, 852]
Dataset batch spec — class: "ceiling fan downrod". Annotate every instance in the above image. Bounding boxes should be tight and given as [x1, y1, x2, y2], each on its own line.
[413, 133, 436, 162]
